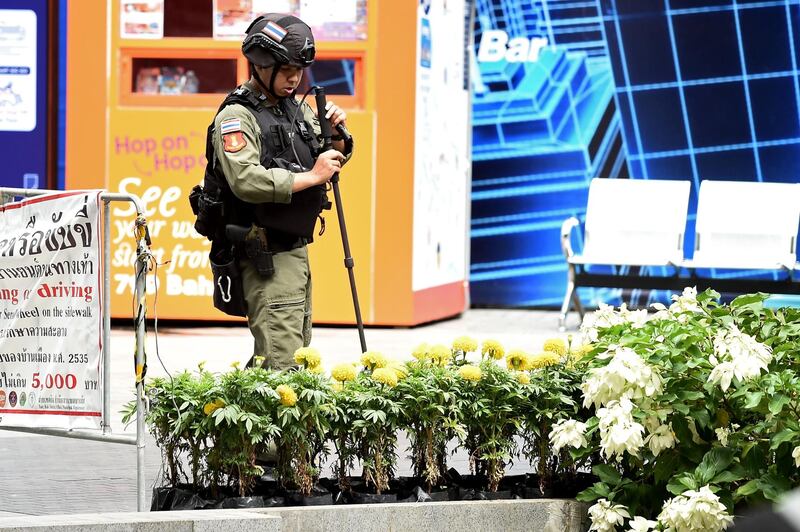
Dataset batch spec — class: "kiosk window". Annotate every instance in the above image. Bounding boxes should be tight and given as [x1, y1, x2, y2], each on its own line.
[131, 57, 237, 94]
[299, 59, 357, 96]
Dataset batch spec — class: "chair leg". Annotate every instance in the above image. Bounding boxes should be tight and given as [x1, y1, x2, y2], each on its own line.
[559, 268, 576, 332]
[572, 287, 584, 320]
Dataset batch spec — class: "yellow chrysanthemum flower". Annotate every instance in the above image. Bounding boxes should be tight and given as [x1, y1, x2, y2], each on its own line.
[253, 355, 266, 368]
[309, 364, 325, 374]
[361, 351, 388, 371]
[294, 347, 322, 368]
[203, 398, 225, 416]
[332, 381, 344, 392]
[452, 336, 478, 353]
[481, 339, 505, 360]
[429, 344, 451, 367]
[371, 367, 398, 387]
[543, 338, 567, 356]
[528, 351, 561, 369]
[197, 360, 207, 372]
[412, 343, 431, 361]
[568, 343, 594, 364]
[506, 349, 531, 371]
[516, 372, 531, 385]
[458, 364, 482, 382]
[276, 384, 298, 407]
[388, 360, 408, 381]
[332, 363, 358, 382]
[230, 360, 241, 370]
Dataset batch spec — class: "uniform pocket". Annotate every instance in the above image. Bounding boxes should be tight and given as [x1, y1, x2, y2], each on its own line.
[265, 296, 306, 370]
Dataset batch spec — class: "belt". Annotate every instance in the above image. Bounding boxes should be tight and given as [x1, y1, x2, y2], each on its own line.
[267, 237, 308, 254]
[235, 237, 305, 261]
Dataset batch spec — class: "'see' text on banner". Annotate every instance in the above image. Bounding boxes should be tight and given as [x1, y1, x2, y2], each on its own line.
[0, 191, 103, 429]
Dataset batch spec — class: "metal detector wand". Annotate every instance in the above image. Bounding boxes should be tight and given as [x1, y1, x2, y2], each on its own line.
[314, 86, 368, 353]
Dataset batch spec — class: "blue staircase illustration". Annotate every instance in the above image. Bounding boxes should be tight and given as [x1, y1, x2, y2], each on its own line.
[470, 0, 625, 307]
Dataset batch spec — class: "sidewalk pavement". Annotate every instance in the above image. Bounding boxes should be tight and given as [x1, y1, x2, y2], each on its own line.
[0, 308, 571, 518]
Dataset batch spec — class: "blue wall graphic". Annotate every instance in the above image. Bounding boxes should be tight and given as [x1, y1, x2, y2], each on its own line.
[470, 0, 800, 308]
[470, 0, 625, 307]
[0, 0, 51, 190]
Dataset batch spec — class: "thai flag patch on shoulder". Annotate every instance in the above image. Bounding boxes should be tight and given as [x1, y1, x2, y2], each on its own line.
[262, 21, 287, 42]
[220, 118, 241, 134]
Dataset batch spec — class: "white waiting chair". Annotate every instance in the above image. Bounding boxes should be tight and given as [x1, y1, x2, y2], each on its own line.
[684, 180, 800, 271]
[559, 178, 691, 330]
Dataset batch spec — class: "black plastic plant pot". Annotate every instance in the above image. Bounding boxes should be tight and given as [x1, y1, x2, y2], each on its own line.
[150, 487, 175, 511]
[263, 496, 285, 507]
[396, 485, 453, 503]
[523, 475, 554, 498]
[459, 489, 517, 501]
[450, 473, 489, 491]
[428, 487, 457, 502]
[348, 491, 398, 504]
[317, 477, 340, 494]
[167, 487, 208, 511]
[346, 477, 367, 492]
[499, 474, 528, 491]
[518, 486, 548, 499]
[551, 472, 597, 497]
[284, 486, 333, 506]
[499, 474, 533, 498]
[411, 484, 460, 502]
[390, 477, 420, 500]
[220, 496, 266, 509]
[254, 471, 280, 493]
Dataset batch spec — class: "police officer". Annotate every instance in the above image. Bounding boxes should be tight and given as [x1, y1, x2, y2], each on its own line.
[212, 14, 352, 370]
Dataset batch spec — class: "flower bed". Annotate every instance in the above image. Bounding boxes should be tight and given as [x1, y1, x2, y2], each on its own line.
[571, 288, 800, 531]
[127, 336, 595, 511]
[128, 289, 800, 530]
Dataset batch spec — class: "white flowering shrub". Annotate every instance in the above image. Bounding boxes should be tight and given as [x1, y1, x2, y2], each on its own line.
[574, 289, 800, 531]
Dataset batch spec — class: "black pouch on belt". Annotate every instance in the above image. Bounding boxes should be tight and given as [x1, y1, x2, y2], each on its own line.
[209, 242, 247, 317]
[227, 224, 275, 278]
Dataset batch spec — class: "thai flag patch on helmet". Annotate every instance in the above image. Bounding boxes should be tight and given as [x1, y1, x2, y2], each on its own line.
[262, 21, 287, 42]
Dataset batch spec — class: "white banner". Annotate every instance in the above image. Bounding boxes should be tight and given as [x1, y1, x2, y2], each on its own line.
[413, 0, 470, 291]
[0, 191, 103, 429]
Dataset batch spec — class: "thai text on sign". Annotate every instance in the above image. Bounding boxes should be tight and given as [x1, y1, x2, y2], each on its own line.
[0, 191, 103, 429]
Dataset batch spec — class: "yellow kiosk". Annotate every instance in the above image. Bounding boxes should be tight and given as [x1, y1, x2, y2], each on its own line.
[66, 0, 471, 326]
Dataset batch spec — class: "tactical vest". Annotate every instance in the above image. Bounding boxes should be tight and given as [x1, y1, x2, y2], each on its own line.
[198, 84, 329, 243]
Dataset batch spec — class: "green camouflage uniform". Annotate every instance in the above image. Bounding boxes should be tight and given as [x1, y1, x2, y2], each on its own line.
[212, 82, 350, 370]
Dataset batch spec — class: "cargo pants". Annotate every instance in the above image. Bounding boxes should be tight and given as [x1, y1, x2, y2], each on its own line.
[240, 245, 312, 370]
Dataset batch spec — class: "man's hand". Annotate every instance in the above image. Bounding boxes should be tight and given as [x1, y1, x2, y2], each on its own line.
[325, 101, 347, 129]
[312, 149, 344, 180]
[292, 149, 344, 192]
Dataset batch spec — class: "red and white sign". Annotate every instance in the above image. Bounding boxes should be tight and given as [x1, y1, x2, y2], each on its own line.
[0, 191, 103, 429]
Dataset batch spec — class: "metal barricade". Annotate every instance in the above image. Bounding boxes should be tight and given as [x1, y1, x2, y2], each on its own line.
[0, 187, 149, 511]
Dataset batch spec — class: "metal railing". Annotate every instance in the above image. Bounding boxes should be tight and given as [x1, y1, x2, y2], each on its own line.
[0, 188, 149, 511]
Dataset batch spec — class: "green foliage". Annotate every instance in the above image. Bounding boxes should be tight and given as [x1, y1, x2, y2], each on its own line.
[574, 289, 800, 521]
[205, 366, 280, 496]
[131, 292, 800, 524]
[122, 364, 280, 497]
[395, 362, 463, 490]
[455, 360, 526, 491]
[346, 373, 402, 494]
[519, 349, 587, 495]
[272, 369, 333, 496]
